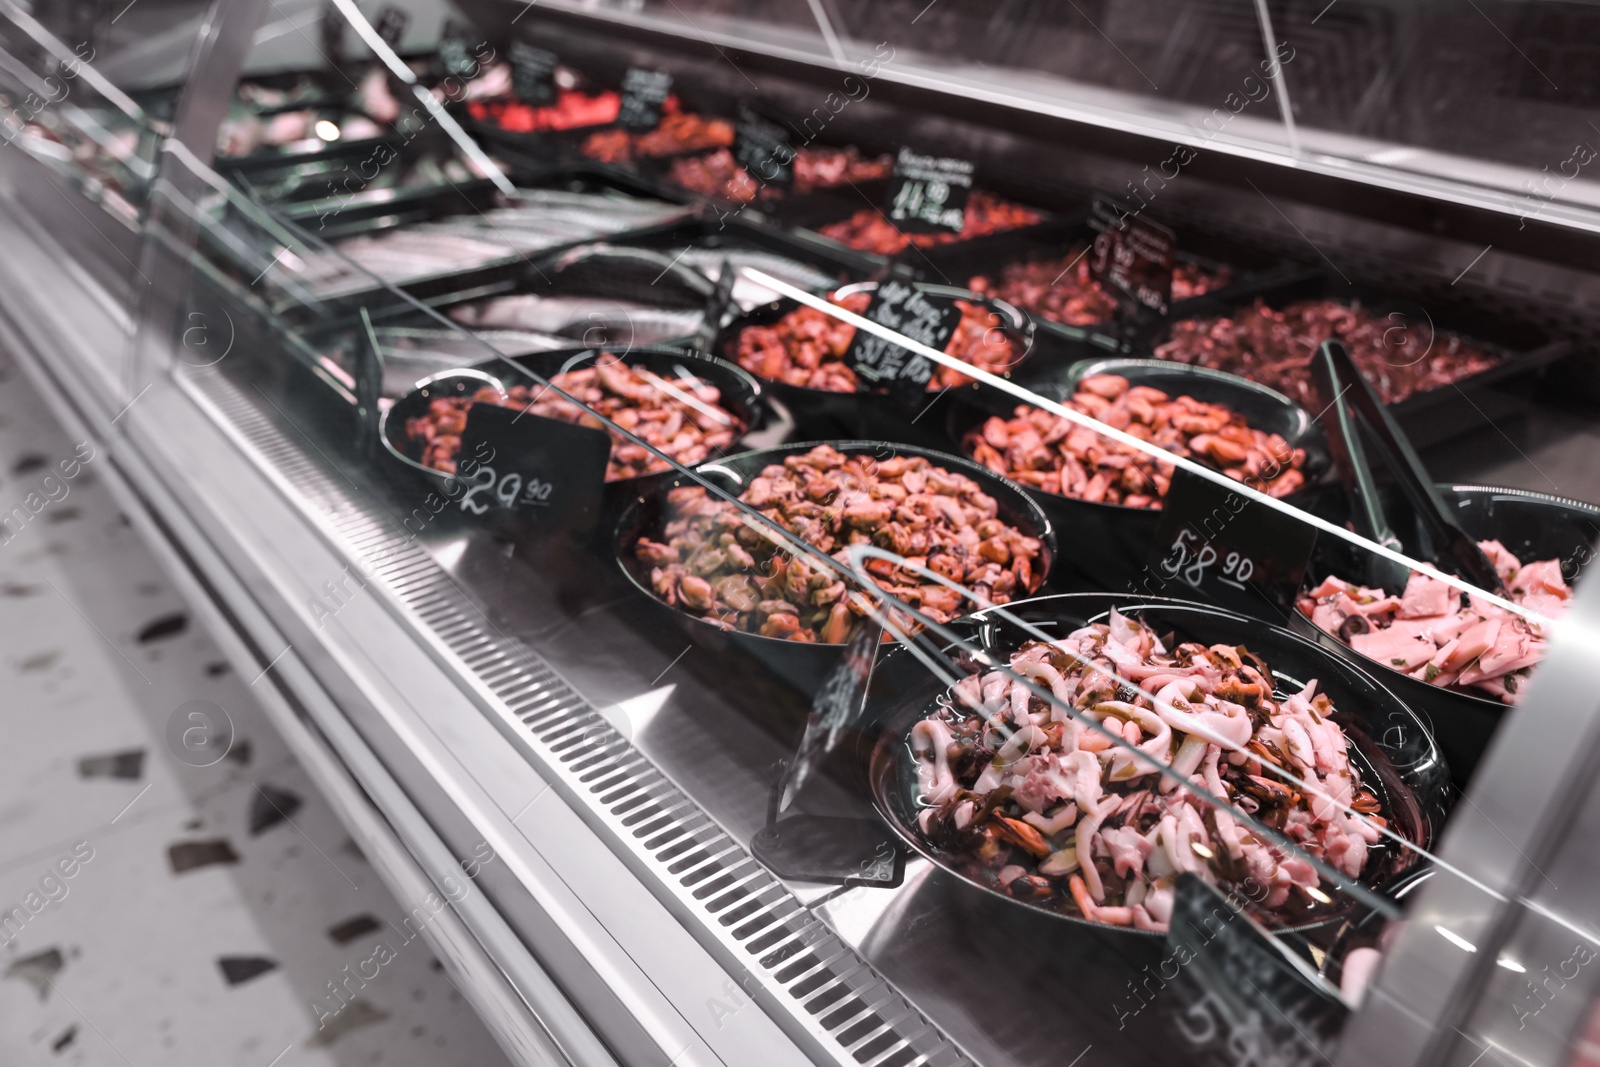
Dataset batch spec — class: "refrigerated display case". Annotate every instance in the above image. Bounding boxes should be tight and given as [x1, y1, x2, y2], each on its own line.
[4, 0, 1600, 1065]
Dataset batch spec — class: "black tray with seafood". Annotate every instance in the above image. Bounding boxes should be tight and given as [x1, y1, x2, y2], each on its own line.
[713, 280, 1039, 443]
[910, 213, 1307, 345]
[1143, 271, 1575, 450]
[864, 592, 1448, 934]
[946, 357, 1333, 591]
[1292, 482, 1600, 786]
[615, 440, 1055, 696]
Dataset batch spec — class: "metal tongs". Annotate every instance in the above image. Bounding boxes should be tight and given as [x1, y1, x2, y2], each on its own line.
[1311, 340, 1506, 596]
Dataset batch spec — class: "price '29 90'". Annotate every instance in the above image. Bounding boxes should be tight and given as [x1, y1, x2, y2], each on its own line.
[458, 463, 555, 514]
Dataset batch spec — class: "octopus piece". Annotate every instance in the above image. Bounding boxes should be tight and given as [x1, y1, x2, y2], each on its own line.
[633, 444, 1046, 642]
[909, 612, 1383, 931]
[963, 373, 1307, 508]
[403, 353, 743, 481]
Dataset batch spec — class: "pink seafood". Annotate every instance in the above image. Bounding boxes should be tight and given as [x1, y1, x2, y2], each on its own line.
[1296, 540, 1572, 704]
[910, 610, 1382, 931]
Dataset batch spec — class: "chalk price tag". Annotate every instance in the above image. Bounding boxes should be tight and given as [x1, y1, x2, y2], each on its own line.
[1089, 195, 1177, 318]
[843, 280, 960, 403]
[438, 21, 479, 79]
[510, 41, 559, 106]
[373, 5, 409, 50]
[1166, 875, 1348, 1063]
[455, 402, 610, 532]
[617, 68, 673, 132]
[733, 106, 794, 191]
[1148, 467, 1317, 617]
[884, 147, 974, 235]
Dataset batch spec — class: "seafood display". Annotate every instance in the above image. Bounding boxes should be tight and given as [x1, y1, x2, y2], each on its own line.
[1298, 544, 1572, 704]
[403, 353, 744, 481]
[733, 290, 1023, 391]
[970, 250, 1231, 328]
[964, 373, 1308, 507]
[633, 444, 1046, 641]
[666, 146, 893, 202]
[581, 112, 735, 164]
[468, 90, 621, 132]
[287, 189, 688, 297]
[908, 611, 1382, 929]
[817, 191, 1043, 254]
[1155, 299, 1503, 407]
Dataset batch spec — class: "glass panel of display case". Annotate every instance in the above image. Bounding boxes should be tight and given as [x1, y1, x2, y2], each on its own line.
[1267, 0, 1600, 215]
[141, 3, 1600, 1066]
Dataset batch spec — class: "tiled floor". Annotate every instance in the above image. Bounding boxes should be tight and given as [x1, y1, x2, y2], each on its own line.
[0, 352, 513, 1065]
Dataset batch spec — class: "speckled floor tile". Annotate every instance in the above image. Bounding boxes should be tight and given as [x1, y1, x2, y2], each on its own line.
[0, 349, 514, 1067]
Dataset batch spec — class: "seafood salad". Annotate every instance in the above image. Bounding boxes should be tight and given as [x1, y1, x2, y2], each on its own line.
[733, 290, 1022, 392]
[404, 353, 743, 481]
[667, 145, 892, 202]
[909, 612, 1382, 930]
[1298, 542, 1572, 704]
[964, 373, 1307, 508]
[634, 444, 1046, 642]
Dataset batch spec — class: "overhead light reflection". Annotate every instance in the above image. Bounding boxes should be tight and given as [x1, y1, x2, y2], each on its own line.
[1497, 957, 1527, 973]
[1436, 925, 1478, 953]
[314, 119, 341, 141]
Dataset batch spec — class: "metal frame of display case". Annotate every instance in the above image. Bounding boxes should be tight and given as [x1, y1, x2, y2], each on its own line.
[0, 0, 1598, 1065]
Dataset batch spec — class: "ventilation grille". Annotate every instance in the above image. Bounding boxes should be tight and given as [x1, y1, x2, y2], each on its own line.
[179, 365, 974, 1067]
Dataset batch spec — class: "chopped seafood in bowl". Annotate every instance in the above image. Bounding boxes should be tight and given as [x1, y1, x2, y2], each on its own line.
[1297, 540, 1572, 704]
[907, 610, 1383, 931]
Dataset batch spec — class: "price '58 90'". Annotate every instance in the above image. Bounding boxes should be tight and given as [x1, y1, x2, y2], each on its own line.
[1158, 528, 1254, 591]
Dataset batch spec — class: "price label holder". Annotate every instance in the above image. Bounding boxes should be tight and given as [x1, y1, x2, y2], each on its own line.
[843, 280, 960, 408]
[438, 20, 478, 79]
[617, 68, 673, 132]
[1165, 875, 1349, 1063]
[1089, 195, 1177, 334]
[1147, 466, 1317, 619]
[883, 147, 974, 236]
[373, 4, 409, 50]
[319, 3, 346, 73]
[733, 105, 794, 193]
[508, 41, 559, 106]
[454, 402, 610, 535]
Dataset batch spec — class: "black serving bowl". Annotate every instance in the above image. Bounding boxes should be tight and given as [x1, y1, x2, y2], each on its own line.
[864, 592, 1448, 936]
[613, 440, 1056, 698]
[946, 357, 1332, 592]
[712, 280, 1037, 442]
[1293, 483, 1600, 787]
[377, 345, 766, 491]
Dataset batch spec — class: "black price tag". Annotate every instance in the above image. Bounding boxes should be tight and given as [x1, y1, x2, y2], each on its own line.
[733, 106, 794, 191]
[454, 403, 610, 532]
[883, 147, 974, 236]
[373, 5, 409, 50]
[438, 20, 477, 79]
[1165, 875, 1348, 1061]
[1146, 466, 1317, 618]
[843, 280, 960, 402]
[617, 68, 672, 132]
[319, 3, 345, 71]
[509, 41, 559, 106]
[1089, 195, 1177, 317]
